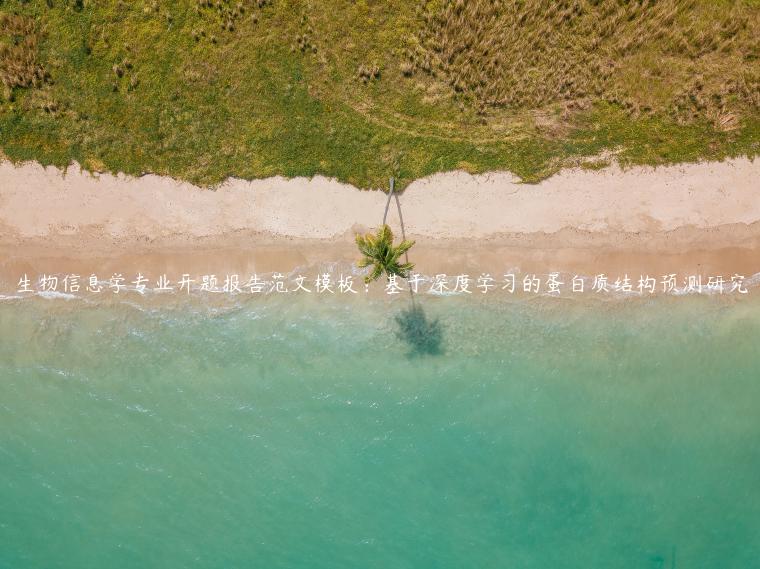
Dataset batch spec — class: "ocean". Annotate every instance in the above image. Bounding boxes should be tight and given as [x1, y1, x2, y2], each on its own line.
[1, 293, 759, 568]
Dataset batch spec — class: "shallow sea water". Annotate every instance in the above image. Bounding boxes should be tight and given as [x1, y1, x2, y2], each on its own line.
[1, 293, 760, 568]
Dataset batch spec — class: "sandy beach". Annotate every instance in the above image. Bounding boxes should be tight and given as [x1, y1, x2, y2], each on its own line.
[1, 157, 759, 289]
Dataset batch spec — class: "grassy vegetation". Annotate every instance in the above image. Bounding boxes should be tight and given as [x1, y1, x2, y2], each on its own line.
[0, 0, 758, 189]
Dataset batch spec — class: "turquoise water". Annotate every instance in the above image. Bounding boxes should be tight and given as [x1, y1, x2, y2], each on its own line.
[2, 294, 760, 568]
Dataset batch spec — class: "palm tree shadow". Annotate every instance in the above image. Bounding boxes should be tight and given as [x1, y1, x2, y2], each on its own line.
[394, 303, 444, 357]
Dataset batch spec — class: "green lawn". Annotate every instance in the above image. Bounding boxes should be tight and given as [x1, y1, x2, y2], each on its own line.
[0, 0, 758, 189]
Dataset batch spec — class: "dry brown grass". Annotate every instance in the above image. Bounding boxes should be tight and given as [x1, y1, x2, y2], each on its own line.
[0, 0, 756, 188]
[407, 0, 759, 122]
[194, 0, 271, 40]
[0, 13, 48, 100]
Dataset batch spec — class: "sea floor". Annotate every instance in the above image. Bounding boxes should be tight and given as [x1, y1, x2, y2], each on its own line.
[1, 293, 759, 568]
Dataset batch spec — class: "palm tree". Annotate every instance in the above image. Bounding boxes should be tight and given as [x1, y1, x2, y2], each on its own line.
[355, 224, 415, 284]
[358, 178, 441, 354]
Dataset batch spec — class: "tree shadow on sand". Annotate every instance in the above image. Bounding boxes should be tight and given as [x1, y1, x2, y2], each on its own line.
[394, 303, 444, 357]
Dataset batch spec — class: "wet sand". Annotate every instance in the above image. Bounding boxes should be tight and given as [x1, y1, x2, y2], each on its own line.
[1, 158, 759, 294]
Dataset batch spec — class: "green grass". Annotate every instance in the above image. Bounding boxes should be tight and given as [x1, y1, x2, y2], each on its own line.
[0, 0, 757, 189]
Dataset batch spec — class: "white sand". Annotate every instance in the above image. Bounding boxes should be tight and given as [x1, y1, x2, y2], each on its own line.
[0, 157, 757, 244]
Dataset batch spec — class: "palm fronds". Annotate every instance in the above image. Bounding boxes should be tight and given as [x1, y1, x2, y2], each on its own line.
[355, 224, 415, 284]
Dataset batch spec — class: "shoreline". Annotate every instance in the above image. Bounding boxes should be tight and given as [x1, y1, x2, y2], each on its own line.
[1, 158, 760, 293]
